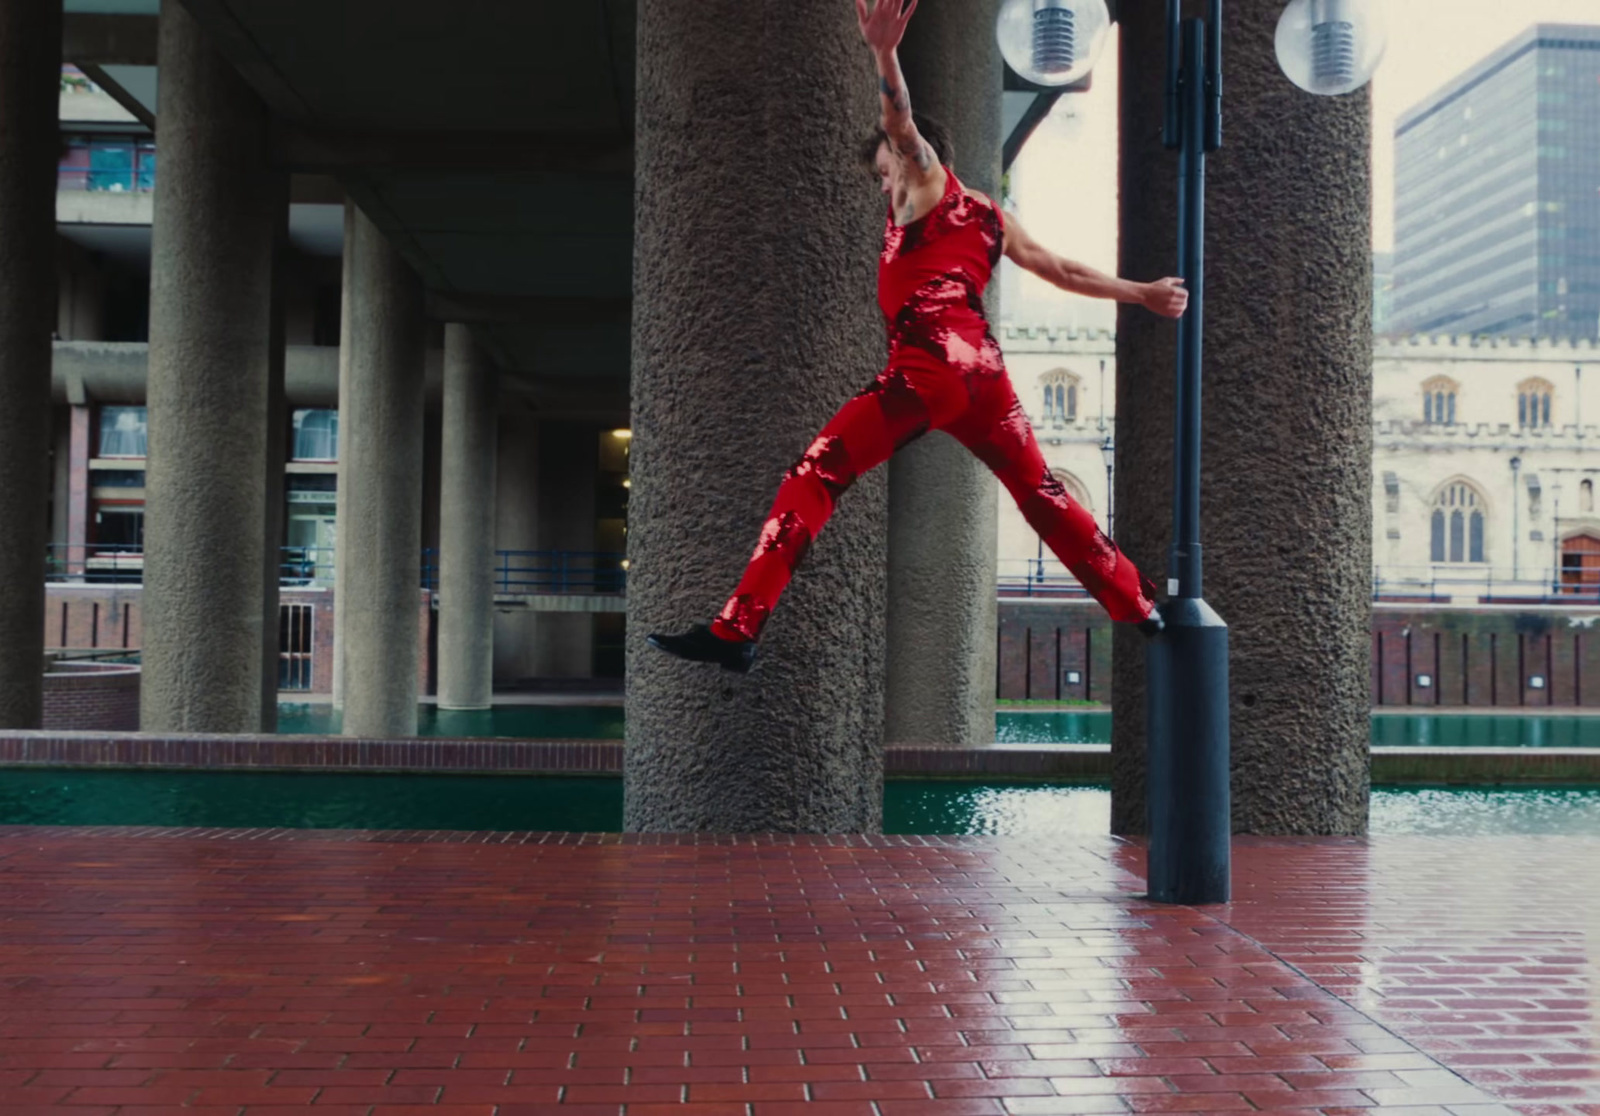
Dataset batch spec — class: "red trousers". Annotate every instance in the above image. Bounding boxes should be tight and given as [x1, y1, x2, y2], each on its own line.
[712, 358, 1159, 642]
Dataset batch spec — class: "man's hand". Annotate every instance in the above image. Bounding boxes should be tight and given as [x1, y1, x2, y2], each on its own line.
[1142, 277, 1189, 318]
[855, 0, 919, 56]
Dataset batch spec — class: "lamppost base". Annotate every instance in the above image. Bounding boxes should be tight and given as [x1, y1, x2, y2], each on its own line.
[1145, 596, 1231, 904]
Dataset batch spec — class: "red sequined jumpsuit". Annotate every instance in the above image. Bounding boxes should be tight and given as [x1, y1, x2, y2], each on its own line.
[711, 167, 1159, 643]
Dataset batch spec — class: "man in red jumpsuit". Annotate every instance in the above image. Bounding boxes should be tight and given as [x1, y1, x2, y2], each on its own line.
[650, 0, 1188, 673]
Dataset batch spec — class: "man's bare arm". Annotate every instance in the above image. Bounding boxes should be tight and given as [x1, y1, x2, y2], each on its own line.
[855, 0, 943, 213]
[1003, 213, 1189, 318]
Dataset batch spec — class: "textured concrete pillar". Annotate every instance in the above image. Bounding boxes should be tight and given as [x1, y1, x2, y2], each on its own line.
[260, 198, 289, 731]
[492, 407, 539, 683]
[340, 210, 426, 738]
[0, 0, 60, 727]
[1113, 0, 1372, 835]
[885, 0, 1003, 746]
[142, 2, 278, 733]
[534, 421, 595, 678]
[332, 202, 354, 706]
[437, 324, 497, 710]
[626, 1, 887, 833]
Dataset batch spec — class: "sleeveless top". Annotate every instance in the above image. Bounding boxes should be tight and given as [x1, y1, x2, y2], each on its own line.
[878, 166, 1007, 375]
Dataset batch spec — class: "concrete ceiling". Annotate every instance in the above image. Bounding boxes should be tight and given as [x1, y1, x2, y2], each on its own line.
[179, 0, 637, 400]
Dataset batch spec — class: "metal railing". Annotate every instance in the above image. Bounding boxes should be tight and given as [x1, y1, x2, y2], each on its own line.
[57, 167, 155, 193]
[997, 558, 1090, 598]
[47, 544, 627, 595]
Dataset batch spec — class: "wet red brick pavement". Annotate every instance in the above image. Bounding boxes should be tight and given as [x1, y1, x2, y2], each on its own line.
[0, 828, 1594, 1115]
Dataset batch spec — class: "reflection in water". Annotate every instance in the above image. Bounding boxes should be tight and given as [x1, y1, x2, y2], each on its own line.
[3, 772, 1597, 837]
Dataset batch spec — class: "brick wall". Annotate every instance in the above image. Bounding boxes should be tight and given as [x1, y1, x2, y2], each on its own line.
[997, 599, 1113, 703]
[998, 600, 1600, 708]
[42, 665, 140, 731]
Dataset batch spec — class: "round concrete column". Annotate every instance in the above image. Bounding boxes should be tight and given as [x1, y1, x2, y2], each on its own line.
[0, 0, 59, 728]
[437, 324, 497, 710]
[1113, 0, 1372, 835]
[626, 1, 887, 833]
[886, 0, 1003, 746]
[332, 202, 355, 707]
[142, 2, 279, 733]
[340, 209, 426, 738]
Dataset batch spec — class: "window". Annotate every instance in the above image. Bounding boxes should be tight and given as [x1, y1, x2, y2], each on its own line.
[97, 406, 147, 458]
[1039, 369, 1081, 425]
[291, 409, 339, 461]
[1583, 479, 1595, 514]
[1421, 376, 1458, 425]
[1517, 377, 1554, 428]
[1430, 480, 1486, 564]
[58, 135, 156, 193]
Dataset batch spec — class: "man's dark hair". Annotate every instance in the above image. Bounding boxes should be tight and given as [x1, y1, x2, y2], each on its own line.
[859, 112, 954, 170]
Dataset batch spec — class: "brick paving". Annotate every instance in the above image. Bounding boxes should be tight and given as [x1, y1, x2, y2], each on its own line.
[0, 828, 1594, 1115]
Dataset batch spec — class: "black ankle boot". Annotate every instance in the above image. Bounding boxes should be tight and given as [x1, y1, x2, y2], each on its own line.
[1137, 611, 1165, 638]
[646, 623, 757, 673]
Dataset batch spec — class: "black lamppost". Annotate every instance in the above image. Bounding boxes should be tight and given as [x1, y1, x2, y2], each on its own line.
[1100, 434, 1116, 539]
[1142, 0, 1230, 905]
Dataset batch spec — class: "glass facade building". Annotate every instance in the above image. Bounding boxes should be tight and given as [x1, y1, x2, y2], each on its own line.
[1391, 24, 1600, 341]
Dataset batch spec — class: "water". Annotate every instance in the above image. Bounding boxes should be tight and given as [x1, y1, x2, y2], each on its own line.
[277, 704, 1600, 748]
[1, 770, 1596, 837]
[277, 703, 625, 739]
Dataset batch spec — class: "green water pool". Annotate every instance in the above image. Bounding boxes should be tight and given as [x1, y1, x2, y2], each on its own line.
[2, 769, 1596, 836]
[279, 704, 1600, 748]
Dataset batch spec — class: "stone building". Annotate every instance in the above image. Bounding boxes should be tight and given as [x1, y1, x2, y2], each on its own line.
[998, 327, 1600, 603]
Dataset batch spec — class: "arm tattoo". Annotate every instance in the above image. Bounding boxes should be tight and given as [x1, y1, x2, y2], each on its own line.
[878, 75, 909, 113]
[895, 136, 933, 171]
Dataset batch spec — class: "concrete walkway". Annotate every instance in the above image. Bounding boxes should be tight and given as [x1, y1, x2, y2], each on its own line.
[0, 829, 1594, 1114]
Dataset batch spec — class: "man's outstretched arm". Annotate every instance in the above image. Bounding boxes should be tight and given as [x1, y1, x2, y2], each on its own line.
[1003, 213, 1189, 318]
[856, 0, 944, 215]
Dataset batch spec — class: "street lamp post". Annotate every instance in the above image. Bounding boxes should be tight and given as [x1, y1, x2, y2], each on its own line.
[1144, 0, 1231, 906]
[1511, 455, 1523, 582]
[1100, 434, 1116, 539]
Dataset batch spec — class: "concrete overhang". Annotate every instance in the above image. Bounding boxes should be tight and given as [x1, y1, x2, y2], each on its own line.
[176, 0, 637, 389]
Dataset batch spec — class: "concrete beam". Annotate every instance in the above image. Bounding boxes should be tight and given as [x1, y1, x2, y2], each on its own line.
[62, 14, 156, 66]
[427, 292, 630, 327]
[275, 125, 633, 175]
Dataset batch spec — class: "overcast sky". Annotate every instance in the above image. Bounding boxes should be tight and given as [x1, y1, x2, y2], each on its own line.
[1007, 1, 1600, 326]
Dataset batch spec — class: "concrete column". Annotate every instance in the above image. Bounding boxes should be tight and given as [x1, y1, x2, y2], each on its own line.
[885, 0, 1003, 746]
[492, 407, 539, 683]
[332, 203, 355, 706]
[0, 0, 60, 727]
[437, 324, 497, 710]
[340, 209, 426, 738]
[66, 406, 92, 578]
[142, 2, 278, 733]
[1113, 0, 1372, 835]
[534, 421, 595, 678]
[626, 1, 887, 833]
[260, 197, 289, 731]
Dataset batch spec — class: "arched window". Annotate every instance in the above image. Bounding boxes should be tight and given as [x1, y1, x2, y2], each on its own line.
[1517, 377, 1554, 428]
[1430, 480, 1487, 563]
[1583, 479, 1595, 514]
[1039, 369, 1082, 426]
[1421, 376, 1459, 425]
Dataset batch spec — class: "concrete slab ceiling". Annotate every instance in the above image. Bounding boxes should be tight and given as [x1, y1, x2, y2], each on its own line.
[179, 0, 637, 392]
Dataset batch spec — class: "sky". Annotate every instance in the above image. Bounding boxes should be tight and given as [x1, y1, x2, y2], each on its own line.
[1005, 0, 1600, 327]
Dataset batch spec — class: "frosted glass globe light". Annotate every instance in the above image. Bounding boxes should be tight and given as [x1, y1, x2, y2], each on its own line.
[1274, 0, 1387, 95]
[995, 0, 1111, 88]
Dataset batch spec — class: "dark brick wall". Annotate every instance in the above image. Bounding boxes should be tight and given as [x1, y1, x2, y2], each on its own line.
[999, 601, 1600, 708]
[997, 599, 1114, 703]
[42, 666, 139, 731]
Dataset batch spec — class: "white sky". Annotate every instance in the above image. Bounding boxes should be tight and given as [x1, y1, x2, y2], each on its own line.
[1006, 1, 1600, 326]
